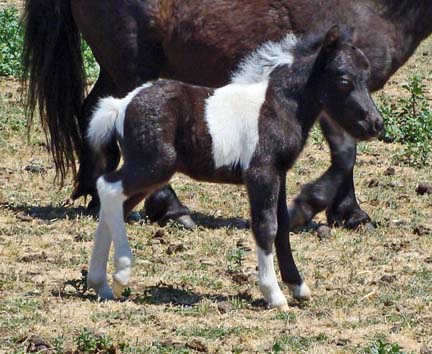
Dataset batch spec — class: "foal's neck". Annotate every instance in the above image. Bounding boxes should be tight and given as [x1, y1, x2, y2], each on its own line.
[269, 57, 322, 139]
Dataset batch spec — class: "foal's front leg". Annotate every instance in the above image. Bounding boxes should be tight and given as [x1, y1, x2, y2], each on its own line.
[246, 170, 288, 310]
[275, 175, 311, 300]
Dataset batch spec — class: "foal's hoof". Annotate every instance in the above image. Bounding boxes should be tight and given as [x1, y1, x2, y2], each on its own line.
[112, 279, 126, 298]
[288, 282, 311, 301]
[175, 215, 196, 229]
[274, 303, 290, 312]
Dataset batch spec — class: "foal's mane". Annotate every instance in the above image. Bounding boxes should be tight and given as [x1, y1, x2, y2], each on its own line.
[230, 34, 298, 84]
[230, 28, 352, 85]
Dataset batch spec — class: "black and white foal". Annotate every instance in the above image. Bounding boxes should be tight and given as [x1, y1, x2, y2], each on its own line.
[86, 26, 383, 310]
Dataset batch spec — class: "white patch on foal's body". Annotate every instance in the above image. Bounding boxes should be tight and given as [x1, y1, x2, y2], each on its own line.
[231, 33, 298, 84]
[204, 81, 268, 169]
[257, 247, 288, 308]
[87, 83, 153, 149]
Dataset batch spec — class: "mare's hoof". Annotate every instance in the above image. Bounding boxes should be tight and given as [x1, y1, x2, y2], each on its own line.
[287, 204, 308, 230]
[176, 215, 196, 229]
[289, 282, 311, 301]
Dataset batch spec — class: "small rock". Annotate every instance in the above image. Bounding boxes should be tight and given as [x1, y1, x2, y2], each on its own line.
[413, 225, 432, 236]
[231, 272, 249, 285]
[167, 243, 185, 255]
[420, 345, 432, 354]
[153, 229, 165, 239]
[16, 212, 33, 222]
[186, 339, 208, 353]
[416, 183, 432, 196]
[381, 275, 396, 283]
[336, 338, 350, 346]
[390, 219, 405, 227]
[217, 301, 233, 314]
[424, 257, 432, 264]
[317, 225, 332, 240]
[367, 178, 380, 188]
[387, 181, 404, 188]
[26, 335, 54, 354]
[390, 324, 401, 333]
[200, 259, 216, 266]
[383, 167, 395, 176]
[24, 164, 47, 174]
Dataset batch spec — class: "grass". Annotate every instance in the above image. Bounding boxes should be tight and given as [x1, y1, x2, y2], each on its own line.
[0, 4, 431, 354]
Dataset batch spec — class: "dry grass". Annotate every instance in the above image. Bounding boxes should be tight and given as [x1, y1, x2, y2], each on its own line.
[0, 25, 431, 354]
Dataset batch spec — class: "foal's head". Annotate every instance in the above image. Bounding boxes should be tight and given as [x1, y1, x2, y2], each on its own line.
[311, 26, 384, 140]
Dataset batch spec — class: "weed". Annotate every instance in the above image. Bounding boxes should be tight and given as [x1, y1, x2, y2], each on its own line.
[0, 7, 98, 80]
[76, 328, 114, 354]
[363, 339, 406, 354]
[226, 247, 247, 271]
[0, 7, 23, 77]
[378, 76, 432, 167]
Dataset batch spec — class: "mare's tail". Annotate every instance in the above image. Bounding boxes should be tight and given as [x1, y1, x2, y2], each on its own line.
[22, 0, 85, 185]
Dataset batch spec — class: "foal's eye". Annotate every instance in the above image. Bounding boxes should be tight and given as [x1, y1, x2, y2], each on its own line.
[337, 77, 354, 92]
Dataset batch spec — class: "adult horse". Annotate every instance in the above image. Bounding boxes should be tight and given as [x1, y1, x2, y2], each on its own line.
[23, 0, 432, 229]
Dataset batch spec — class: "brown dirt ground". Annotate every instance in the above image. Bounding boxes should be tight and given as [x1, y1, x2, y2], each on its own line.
[0, 3, 431, 354]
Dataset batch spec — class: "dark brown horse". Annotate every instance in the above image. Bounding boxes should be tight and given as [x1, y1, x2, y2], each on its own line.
[22, 0, 432, 229]
[86, 27, 383, 306]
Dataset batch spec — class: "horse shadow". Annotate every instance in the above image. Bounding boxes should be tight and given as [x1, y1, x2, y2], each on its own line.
[54, 280, 303, 309]
[1, 202, 250, 230]
[1, 202, 97, 222]
[189, 211, 249, 230]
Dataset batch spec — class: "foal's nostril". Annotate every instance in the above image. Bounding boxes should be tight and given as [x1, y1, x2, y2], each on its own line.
[374, 119, 384, 133]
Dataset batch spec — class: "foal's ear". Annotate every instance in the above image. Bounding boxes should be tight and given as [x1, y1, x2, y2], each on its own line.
[322, 25, 341, 49]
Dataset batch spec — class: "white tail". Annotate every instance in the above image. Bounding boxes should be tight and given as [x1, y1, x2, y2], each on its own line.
[87, 83, 153, 150]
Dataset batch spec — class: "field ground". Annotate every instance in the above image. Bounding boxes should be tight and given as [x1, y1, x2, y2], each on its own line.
[0, 7, 431, 354]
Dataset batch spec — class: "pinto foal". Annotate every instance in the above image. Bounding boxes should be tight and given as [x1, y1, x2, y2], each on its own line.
[86, 26, 383, 310]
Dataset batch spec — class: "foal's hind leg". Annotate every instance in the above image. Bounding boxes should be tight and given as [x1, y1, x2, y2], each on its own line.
[275, 175, 311, 301]
[71, 70, 119, 207]
[246, 169, 288, 310]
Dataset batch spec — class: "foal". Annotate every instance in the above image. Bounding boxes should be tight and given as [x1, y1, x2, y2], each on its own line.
[87, 26, 383, 309]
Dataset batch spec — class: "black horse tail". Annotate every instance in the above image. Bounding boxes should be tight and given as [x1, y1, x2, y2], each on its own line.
[22, 0, 85, 185]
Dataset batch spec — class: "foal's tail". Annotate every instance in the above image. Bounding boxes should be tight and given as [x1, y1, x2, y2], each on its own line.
[87, 84, 149, 150]
[87, 97, 126, 152]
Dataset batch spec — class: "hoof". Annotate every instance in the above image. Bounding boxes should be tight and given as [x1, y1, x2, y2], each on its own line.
[112, 279, 126, 298]
[274, 303, 289, 312]
[287, 204, 307, 230]
[176, 215, 196, 229]
[289, 282, 311, 301]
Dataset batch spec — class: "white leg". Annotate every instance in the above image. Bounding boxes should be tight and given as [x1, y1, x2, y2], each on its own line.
[87, 214, 114, 299]
[257, 247, 288, 310]
[97, 177, 132, 298]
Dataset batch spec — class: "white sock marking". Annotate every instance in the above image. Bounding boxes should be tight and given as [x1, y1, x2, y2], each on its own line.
[204, 81, 268, 169]
[257, 247, 287, 308]
[96, 177, 132, 297]
[88, 215, 113, 299]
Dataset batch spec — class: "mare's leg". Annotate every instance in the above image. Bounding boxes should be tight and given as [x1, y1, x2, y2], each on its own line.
[289, 116, 370, 229]
[71, 69, 119, 207]
[275, 174, 311, 300]
[246, 169, 287, 310]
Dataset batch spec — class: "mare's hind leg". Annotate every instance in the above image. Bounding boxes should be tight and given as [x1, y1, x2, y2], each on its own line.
[71, 69, 119, 207]
[275, 175, 311, 301]
[246, 169, 288, 310]
[289, 116, 370, 229]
